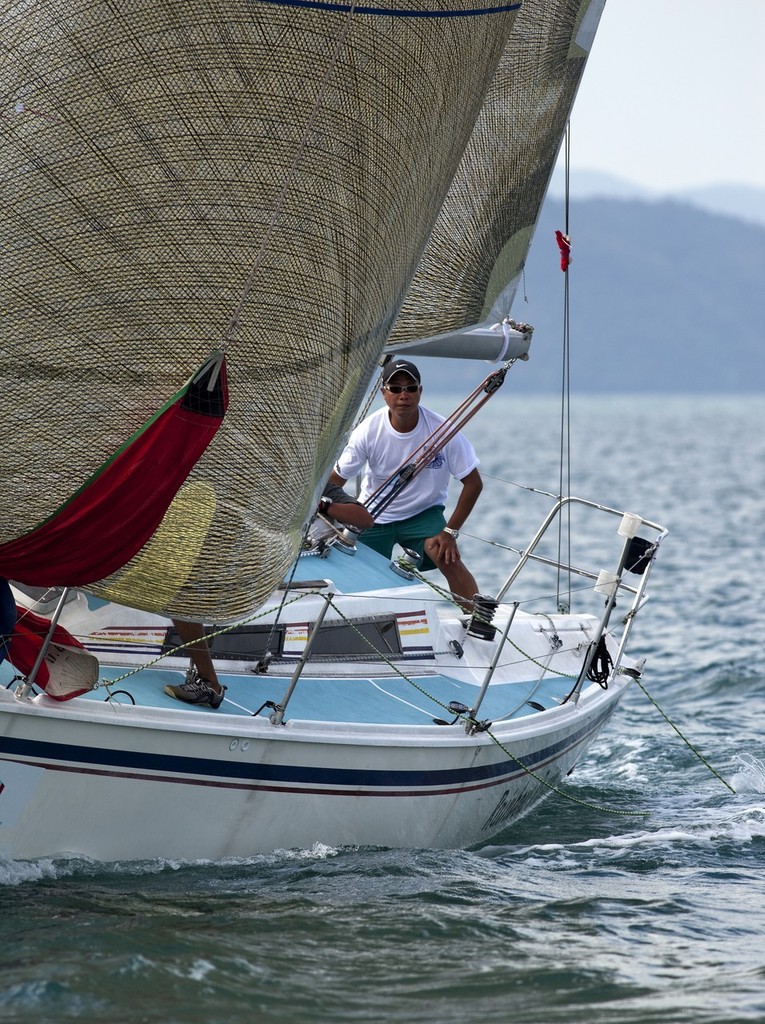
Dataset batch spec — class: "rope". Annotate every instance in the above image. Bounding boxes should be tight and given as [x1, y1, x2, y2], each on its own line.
[322, 592, 647, 817]
[556, 123, 572, 613]
[322, 595, 462, 716]
[400, 558, 594, 679]
[632, 677, 736, 794]
[95, 588, 326, 690]
[315, 566, 729, 815]
[257, 520, 317, 663]
[482, 726, 649, 817]
[586, 635, 613, 688]
[353, 367, 385, 428]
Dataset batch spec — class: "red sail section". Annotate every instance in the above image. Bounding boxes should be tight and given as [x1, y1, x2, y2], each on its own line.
[0, 353, 228, 586]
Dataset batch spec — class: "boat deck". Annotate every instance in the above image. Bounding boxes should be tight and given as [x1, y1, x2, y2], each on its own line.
[2, 544, 586, 727]
[1, 659, 572, 727]
[88, 663, 573, 729]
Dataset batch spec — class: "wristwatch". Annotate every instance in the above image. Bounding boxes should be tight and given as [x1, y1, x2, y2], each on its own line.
[443, 526, 459, 539]
[319, 496, 332, 514]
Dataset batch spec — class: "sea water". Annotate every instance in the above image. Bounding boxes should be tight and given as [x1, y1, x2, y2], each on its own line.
[2, 393, 764, 1024]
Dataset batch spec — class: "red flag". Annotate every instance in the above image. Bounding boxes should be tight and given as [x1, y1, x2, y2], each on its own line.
[555, 229, 572, 271]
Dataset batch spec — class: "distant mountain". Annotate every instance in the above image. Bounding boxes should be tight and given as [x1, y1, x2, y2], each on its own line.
[677, 184, 765, 229]
[548, 168, 765, 228]
[548, 168, 656, 202]
[415, 196, 765, 395]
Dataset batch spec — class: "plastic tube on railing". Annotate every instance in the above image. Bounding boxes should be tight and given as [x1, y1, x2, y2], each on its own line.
[594, 570, 620, 599]
[618, 513, 643, 538]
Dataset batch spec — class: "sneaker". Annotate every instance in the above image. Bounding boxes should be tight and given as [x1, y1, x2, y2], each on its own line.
[164, 675, 226, 709]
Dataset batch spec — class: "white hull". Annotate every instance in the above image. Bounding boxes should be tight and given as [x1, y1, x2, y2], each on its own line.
[0, 678, 623, 861]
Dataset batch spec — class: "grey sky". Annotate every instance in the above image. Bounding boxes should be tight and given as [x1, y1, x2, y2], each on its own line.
[561, 0, 765, 192]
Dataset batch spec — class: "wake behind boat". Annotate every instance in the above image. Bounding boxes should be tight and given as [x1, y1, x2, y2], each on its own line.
[0, 0, 668, 861]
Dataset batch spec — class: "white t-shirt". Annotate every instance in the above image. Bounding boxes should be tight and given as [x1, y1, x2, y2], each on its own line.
[335, 406, 479, 524]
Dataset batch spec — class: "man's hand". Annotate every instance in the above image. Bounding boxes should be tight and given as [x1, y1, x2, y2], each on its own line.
[426, 530, 462, 566]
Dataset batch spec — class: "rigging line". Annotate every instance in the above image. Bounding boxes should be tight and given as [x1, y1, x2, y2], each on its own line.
[413, 370, 510, 459]
[393, 556, 604, 617]
[323, 593, 645, 818]
[220, 2, 359, 351]
[479, 472, 558, 497]
[354, 368, 385, 427]
[344, 367, 387, 501]
[323, 597, 458, 715]
[96, 587, 324, 689]
[483, 727, 649, 817]
[257, 519, 318, 659]
[399, 563, 587, 677]
[338, 563, 636, 783]
[367, 406, 483, 519]
[632, 677, 736, 794]
[365, 369, 502, 504]
[556, 124, 573, 613]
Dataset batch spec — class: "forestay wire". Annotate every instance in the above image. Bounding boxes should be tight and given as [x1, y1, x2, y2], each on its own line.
[555, 124, 573, 613]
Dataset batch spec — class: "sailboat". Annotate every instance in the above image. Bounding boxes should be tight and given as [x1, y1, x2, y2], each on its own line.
[0, 0, 667, 862]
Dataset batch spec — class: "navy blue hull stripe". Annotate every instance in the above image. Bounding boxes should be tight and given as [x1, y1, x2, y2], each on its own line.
[0, 706, 615, 792]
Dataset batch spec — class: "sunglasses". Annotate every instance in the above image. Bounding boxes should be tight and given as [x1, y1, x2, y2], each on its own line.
[384, 384, 420, 394]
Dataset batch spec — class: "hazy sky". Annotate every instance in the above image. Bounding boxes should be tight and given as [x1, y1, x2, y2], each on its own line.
[561, 0, 765, 193]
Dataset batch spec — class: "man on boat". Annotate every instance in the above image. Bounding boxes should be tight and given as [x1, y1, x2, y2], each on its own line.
[164, 490, 372, 709]
[329, 359, 482, 610]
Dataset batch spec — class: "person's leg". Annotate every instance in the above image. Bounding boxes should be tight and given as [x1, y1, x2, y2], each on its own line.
[395, 507, 446, 569]
[368, 510, 480, 609]
[397, 508, 478, 611]
[172, 619, 221, 691]
[423, 538, 479, 611]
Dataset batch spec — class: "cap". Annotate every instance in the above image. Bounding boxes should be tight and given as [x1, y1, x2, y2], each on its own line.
[382, 359, 421, 385]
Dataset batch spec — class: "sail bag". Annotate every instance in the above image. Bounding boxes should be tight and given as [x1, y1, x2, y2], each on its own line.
[6, 606, 99, 701]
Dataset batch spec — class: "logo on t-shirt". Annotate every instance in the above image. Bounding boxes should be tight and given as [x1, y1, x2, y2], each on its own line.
[426, 452, 445, 469]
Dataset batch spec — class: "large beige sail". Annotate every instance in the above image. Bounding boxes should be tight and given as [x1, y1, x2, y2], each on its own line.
[0, 0, 595, 621]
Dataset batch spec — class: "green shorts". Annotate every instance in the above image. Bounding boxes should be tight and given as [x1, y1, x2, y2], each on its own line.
[359, 506, 446, 571]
